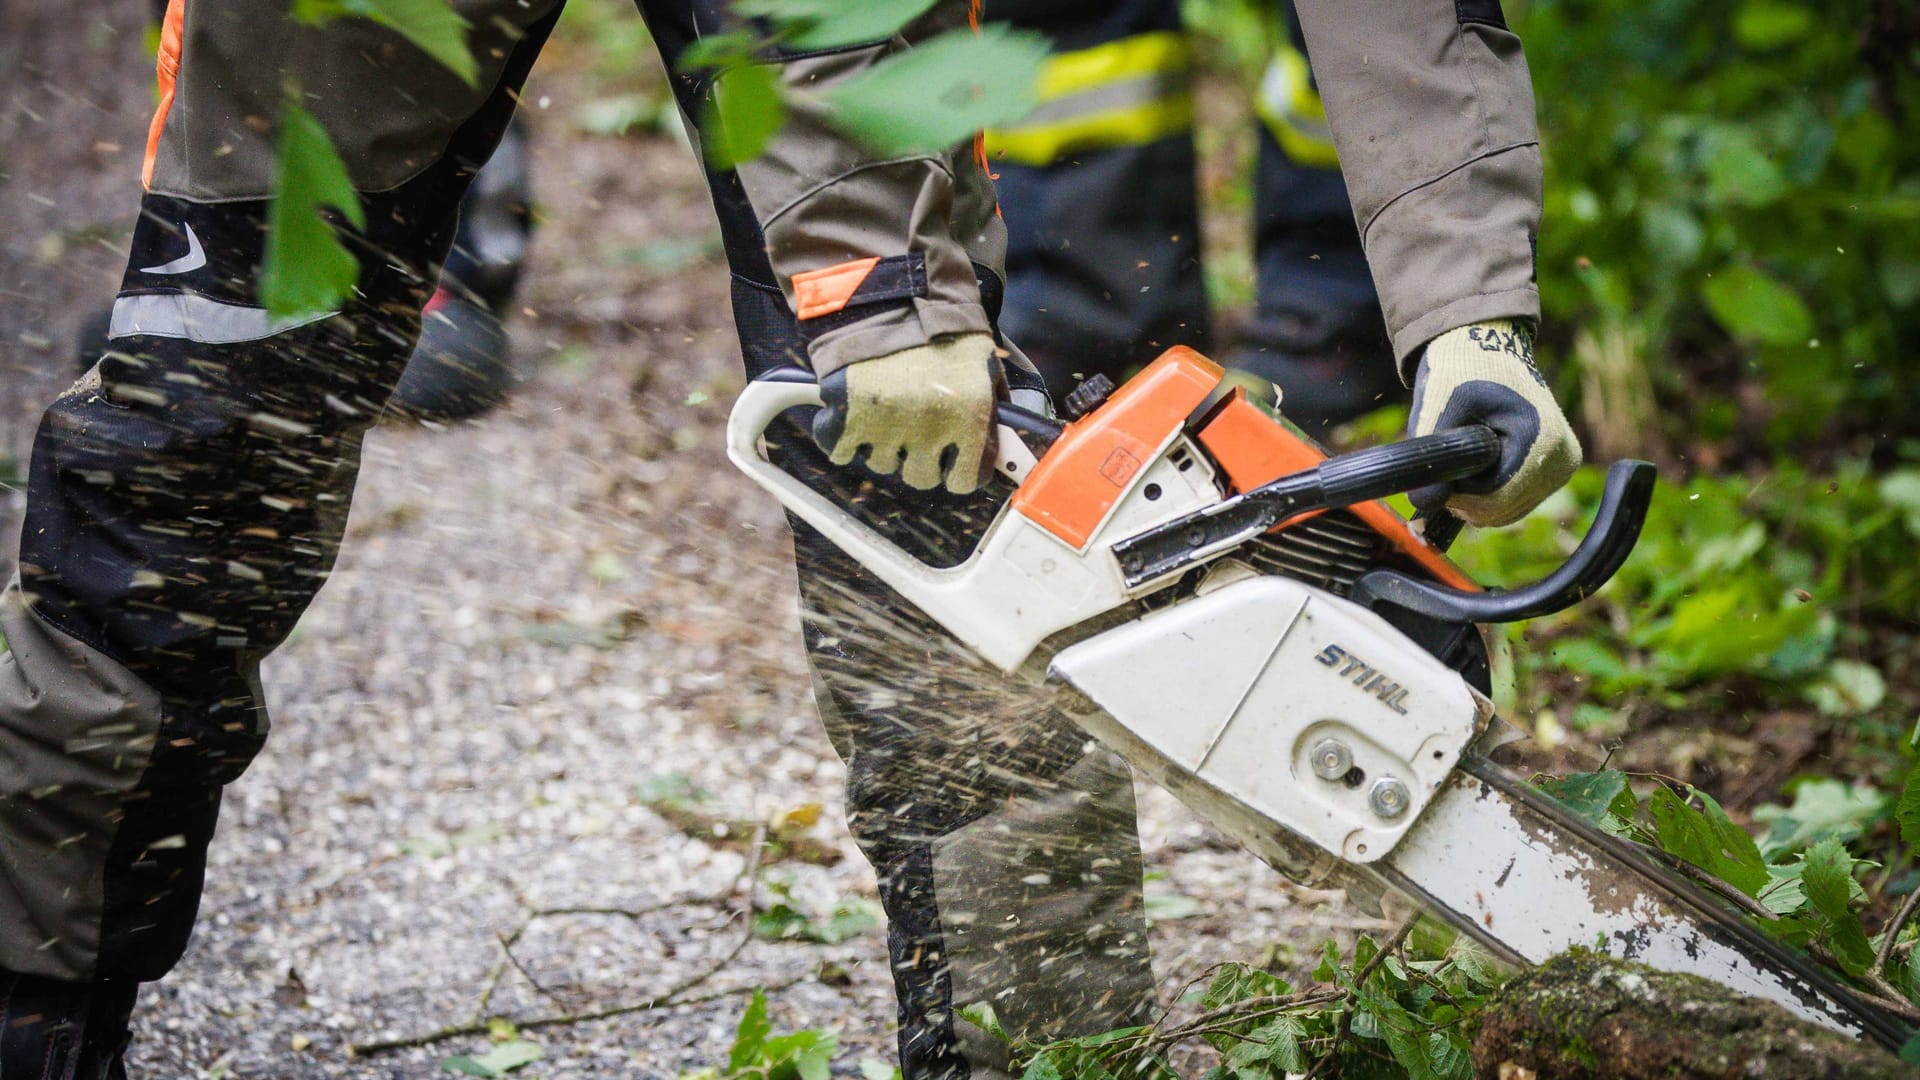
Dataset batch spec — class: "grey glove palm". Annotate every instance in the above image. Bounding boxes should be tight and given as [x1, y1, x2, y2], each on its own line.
[812, 333, 998, 495]
[1407, 320, 1582, 527]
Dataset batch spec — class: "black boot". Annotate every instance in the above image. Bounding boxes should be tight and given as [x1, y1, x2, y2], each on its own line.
[0, 970, 138, 1080]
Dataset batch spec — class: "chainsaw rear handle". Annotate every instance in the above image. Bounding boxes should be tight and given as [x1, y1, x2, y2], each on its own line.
[1112, 425, 1503, 588]
[751, 363, 1063, 455]
[1349, 459, 1658, 624]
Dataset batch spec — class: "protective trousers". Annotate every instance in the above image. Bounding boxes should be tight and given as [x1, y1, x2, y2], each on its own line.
[0, 2, 1151, 1077]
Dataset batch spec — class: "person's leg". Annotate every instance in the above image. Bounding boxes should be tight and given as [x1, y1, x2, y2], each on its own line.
[1230, 1, 1400, 432]
[637, 7, 1158, 1074]
[0, 0, 561, 1071]
[980, 0, 1209, 393]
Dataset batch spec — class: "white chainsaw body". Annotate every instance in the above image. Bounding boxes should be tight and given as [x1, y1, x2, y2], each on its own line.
[725, 377, 1481, 865]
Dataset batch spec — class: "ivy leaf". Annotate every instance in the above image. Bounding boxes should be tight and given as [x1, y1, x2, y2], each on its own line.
[822, 26, 1048, 155]
[1702, 263, 1813, 346]
[1802, 837, 1875, 975]
[292, 0, 475, 85]
[260, 102, 365, 320]
[1901, 1032, 1920, 1065]
[736, 0, 940, 50]
[1647, 787, 1768, 897]
[703, 61, 786, 170]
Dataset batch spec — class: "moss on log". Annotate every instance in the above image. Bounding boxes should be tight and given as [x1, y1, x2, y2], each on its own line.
[1468, 951, 1908, 1078]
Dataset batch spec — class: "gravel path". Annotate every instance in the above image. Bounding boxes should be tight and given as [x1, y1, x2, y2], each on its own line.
[3, 22, 1377, 1079]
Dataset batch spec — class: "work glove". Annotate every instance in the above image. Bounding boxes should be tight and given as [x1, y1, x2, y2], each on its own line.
[1407, 319, 1582, 527]
[812, 332, 998, 495]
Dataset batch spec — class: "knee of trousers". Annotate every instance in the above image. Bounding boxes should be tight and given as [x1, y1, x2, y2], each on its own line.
[873, 747, 1156, 1076]
[0, 585, 247, 983]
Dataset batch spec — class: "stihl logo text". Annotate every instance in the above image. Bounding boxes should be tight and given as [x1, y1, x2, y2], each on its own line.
[1313, 644, 1410, 715]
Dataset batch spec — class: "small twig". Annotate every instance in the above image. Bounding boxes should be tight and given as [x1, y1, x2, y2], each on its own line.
[1642, 849, 1781, 923]
[1872, 884, 1920, 978]
[499, 931, 574, 1010]
[1807, 943, 1920, 1023]
[1298, 916, 1418, 1080]
[354, 823, 773, 1057]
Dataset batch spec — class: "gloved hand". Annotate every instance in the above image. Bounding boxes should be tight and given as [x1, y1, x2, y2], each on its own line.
[812, 332, 998, 495]
[1407, 319, 1582, 527]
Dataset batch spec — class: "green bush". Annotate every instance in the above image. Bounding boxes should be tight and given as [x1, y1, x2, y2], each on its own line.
[1515, 0, 1920, 446]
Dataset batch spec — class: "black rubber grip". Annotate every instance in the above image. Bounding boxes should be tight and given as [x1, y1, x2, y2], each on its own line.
[1316, 425, 1501, 509]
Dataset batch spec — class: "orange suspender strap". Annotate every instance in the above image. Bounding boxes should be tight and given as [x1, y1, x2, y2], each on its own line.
[142, 0, 186, 189]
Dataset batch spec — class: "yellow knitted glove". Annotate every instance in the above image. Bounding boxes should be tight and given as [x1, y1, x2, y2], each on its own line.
[812, 333, 998, 495]
[1407, 320, 1582, 527]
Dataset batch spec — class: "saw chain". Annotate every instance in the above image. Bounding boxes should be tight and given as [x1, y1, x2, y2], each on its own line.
[727, 349, 1912, 1051]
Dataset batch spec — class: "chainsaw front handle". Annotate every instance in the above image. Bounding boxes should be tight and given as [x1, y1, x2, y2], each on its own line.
[1111, 426, 1503, 588]
[1348, 459, 1658, 624]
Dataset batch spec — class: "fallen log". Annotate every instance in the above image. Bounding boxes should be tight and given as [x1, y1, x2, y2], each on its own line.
[1468, 951, 1909, 1079]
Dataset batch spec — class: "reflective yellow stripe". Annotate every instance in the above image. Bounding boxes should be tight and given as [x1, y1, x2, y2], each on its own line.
[1034, 30, 1194, 102]
[985, 32, 1195, 166]
[985, 95, 1196, 167]
[1254, 45, 1341, 169]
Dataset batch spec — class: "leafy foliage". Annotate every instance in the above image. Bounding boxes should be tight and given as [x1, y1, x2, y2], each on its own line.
[751, 879, 881, 944]
[266, 0, 475, 317]
[1456, 460, 1920, 725]
[985, 932, 1505, 1078]
[1539, 765, 1920, 1001]
[679, 1, 1046, 163]
[292, 0, 475, 84]
[679, 990, 837, 1080]
[1514, 0, 1920, 445]
[260, 101, 365, 320]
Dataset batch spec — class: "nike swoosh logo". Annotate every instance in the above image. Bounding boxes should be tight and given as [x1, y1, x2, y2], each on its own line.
[140, 222, 207, 275]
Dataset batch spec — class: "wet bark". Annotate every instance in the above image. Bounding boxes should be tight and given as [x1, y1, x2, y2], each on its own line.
[1468, 951, 1909, 1079]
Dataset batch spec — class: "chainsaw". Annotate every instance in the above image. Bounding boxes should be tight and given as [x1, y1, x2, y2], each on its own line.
[726, 346, 1910, 1050]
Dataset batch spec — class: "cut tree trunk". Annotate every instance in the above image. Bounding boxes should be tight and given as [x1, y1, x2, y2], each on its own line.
[1468, 951, 1908, 1079]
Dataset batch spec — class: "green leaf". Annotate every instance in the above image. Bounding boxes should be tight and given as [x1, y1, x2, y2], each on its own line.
[1753, 779, 1888, 854]
[1539, 771, 1638, 836]
[859, 1059, 902, 1080]
[260, 102, 365, 320]
[821, 26, 1048, 156]
[703, 61, 786, 170]
[1702, 264, 1813, 346]
[1648, 787, 1768, 897]
[1899, 766, 1920, 851]
[1901, 1031, 1920, 1064]
[1806, 659, 1887, 716]
[1703, 128, 1789, 208]
[759, 1029, 837, 1080]
[729, 990, 771, 1070]
[1444, 938, 1507, 990]
[440, 1040, 541, 1077]
[292, 0, 475, 84]
[1802, 837, 1875, 975]
[959, 1002, 1011, 1043]
[736, 0, 940, 50]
